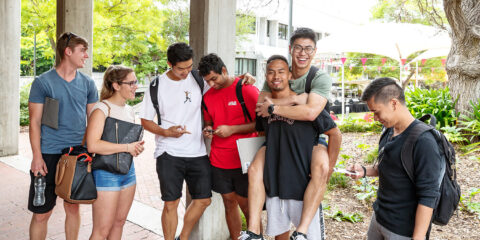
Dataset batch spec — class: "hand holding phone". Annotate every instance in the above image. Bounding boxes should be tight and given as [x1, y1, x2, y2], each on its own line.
[334, 168, 360, 176]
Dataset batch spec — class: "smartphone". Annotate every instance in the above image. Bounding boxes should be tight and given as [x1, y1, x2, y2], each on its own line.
[204, 129, 214, 134]
[334, 168, 360, 176]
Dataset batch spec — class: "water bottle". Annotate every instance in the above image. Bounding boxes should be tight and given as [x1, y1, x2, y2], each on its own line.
[33, 174, 46, 207]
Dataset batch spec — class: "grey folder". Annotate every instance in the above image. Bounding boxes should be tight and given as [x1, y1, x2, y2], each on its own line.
[236, 136, 266, 174]
[41, 97, 59, 129]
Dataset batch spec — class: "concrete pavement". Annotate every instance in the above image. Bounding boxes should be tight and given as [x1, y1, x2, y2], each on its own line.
[0, 129, 185, 240]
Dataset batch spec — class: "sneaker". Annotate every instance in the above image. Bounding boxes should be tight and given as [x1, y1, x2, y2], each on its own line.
[238, 230, 264, 240]
[174, 237, 180, 240]
[290, 231, 308, 240]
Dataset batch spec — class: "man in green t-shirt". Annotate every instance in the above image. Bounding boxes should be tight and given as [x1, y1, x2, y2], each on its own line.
[240, 28, 342, 240]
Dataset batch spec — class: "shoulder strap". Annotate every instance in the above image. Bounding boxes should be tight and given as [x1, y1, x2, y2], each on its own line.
[236, 79, 253, 123]
[401, 122, 434, 183]
[191, 70, 208, 113]
[101, 100, 111, 117]
[149, 76, 161, 125]
[418, 114, 437, 128]
[305, 66, 319, 94]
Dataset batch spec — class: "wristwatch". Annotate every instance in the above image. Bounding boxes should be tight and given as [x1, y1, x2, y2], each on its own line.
[267, 104, 275, 115]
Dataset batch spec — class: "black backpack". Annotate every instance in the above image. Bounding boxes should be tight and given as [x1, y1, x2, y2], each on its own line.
[381, 114, 461, 226]
[149, 70, 252, 124]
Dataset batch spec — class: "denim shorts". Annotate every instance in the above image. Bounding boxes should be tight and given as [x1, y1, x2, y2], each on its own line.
[93, 162, 136, 191]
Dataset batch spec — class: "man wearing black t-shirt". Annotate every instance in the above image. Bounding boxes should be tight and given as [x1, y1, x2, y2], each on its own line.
[252, 55, 335, 240]
[347, 78, 444, 240]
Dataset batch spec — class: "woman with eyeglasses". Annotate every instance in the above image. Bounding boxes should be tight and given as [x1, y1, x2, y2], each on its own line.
[86, 65, 145, 240]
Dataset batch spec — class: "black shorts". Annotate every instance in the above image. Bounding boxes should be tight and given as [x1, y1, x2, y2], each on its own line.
[28, 154, 62, 214]
[156, 152, 212, 201]
[211, 166, 248, 198]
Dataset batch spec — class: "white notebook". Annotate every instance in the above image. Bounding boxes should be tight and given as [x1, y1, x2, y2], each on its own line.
[236, 136, 266, 174]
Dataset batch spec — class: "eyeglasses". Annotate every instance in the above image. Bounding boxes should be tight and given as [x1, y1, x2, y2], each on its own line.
[65, 32, 78, 48]
[119, 80, 138, 87]
[292, 45, 315, 55]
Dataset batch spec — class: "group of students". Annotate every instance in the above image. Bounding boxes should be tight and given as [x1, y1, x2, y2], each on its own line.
[27, 27, 445, 240]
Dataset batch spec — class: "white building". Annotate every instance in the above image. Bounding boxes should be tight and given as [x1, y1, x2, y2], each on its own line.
[235, 0, 373, 87]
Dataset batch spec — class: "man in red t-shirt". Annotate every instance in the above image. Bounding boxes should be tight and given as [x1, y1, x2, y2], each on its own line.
[199, 53, 259, 240]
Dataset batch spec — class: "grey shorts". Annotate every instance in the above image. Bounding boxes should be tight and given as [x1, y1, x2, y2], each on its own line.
[367, 214, 416, 240]
[265, 197, 325, 240]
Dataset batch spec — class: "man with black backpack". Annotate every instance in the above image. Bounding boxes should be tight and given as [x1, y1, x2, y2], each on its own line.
[198, 53, 259, 240]
[346, 77, 455, 240]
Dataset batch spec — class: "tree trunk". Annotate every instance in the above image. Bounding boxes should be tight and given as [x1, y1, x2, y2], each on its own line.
[443, 0, 480, 115]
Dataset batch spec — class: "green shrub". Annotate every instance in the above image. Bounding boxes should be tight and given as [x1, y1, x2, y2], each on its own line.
[405, 87, 458, 129]
[126, 93, 144, 106]
[458, 100, 480, 154]
[338, 116, 382, 133]
[327, 210, 364, 223]
[459, 188, 480, 220]
[20, 83, 31, 126]
[363, 148, 378, 164]
[441, 126, 468, 144]
[328, 172, 350, 190]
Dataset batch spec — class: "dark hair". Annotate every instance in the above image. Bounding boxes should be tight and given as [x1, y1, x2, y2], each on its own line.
[361, 77, 405, 105]
[167, 42, 193, 66]
[198, 53, 226, 76]
[290, 27, 317, 46]
[266, 55, 289, 66]
[100, 65, 134, 101]
[56, 32, 88, 65]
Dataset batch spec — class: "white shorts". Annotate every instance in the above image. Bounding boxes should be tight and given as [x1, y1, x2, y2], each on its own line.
[265, 197, 325, 240]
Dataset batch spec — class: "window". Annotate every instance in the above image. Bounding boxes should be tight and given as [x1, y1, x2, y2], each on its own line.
[235, 58, 257, 76]
[278, 23, 288, 40]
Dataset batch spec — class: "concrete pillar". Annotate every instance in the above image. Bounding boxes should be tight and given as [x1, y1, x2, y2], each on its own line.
[0, 0, 21, 156]
[57, 0, 93, 76]
[268, 20, 278, 47]
[189, 1, 236, 239]
[258, 17, 267, 45]
[190, 0, 236, 72]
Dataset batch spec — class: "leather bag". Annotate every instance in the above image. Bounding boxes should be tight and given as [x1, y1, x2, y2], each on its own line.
[92, 101, 144, 174]
[55, 145, 97, 204]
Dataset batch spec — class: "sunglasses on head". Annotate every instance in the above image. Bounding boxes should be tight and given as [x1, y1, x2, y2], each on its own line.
[65, 32, 78, 48]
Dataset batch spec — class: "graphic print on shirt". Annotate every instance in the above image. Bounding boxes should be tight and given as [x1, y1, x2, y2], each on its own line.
[267, 114, 294, 125]
[184, 91, 192, 103]
[228, 100, 237, 106]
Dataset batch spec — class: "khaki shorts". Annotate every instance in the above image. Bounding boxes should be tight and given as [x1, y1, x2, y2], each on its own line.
[265, 196, 325, 240]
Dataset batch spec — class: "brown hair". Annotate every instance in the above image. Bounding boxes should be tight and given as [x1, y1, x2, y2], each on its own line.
[56, 32, 88, 65]
[100, 65, 134, 101]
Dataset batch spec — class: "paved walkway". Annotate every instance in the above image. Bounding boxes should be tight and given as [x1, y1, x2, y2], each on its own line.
[0, 129, 186, 240]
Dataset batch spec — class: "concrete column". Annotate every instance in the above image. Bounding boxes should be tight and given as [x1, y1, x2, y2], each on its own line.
[57, 0, 93, 76]
[0, 0, 21, 156]
[258, 17, 267, 45]
[189, 1, 236, 239]
[268, 20, 278, 47]
[190, 0, 236, 73]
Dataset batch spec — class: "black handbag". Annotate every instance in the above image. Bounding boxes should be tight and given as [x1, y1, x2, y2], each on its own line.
[92, 101, 144, 175]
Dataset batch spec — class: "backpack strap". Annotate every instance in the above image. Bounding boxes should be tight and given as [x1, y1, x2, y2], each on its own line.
[401, 122, 434, 183]
[191, 70, 208, 113]
[235, 79, 253, 123]
[149, 76, 161, 125]
[418, 114, 437, 128]
[305, 66, 319, 94]
[304, 66, 330, 112]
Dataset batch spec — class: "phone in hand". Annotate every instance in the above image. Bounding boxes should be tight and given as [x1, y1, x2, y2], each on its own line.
[334, 168, 360, 176]
[204, 129, 214, 134]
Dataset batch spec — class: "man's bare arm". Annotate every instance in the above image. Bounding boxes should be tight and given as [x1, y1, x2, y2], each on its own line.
[214, 122, 256, 138]
[29, 102, 47, 176]
[258, 93, 327, 121]
[412, 204, 434, 240]
[140, 118, 190, 138]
